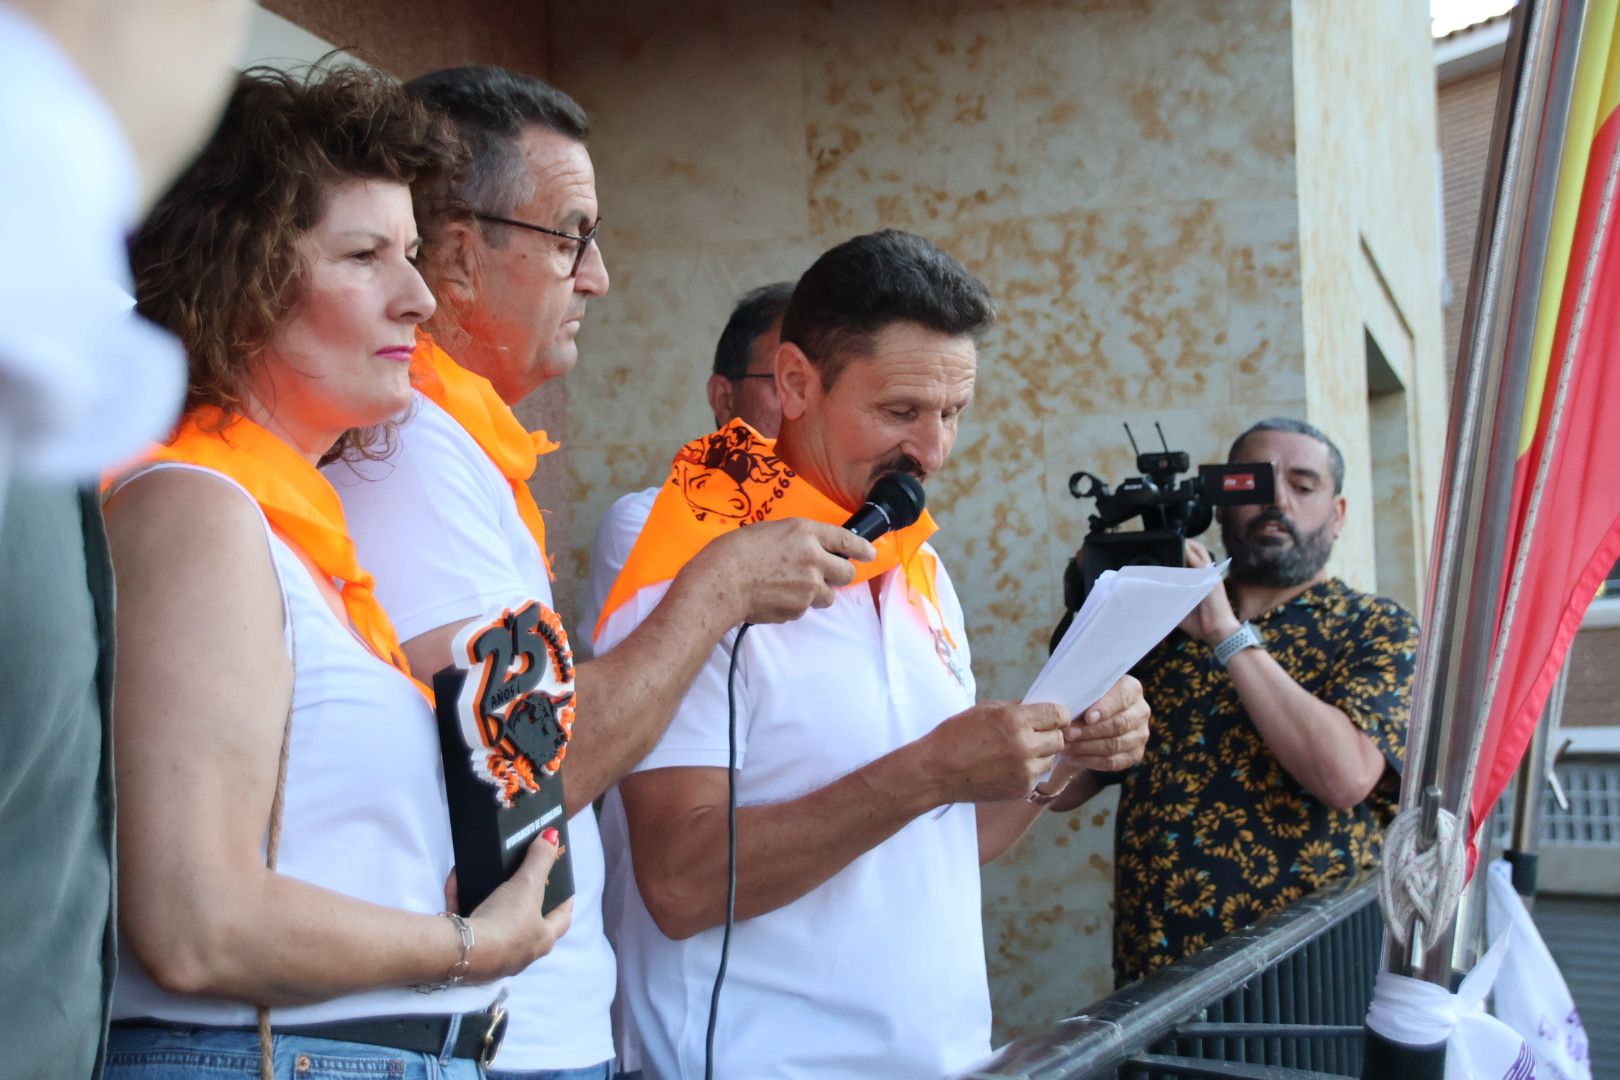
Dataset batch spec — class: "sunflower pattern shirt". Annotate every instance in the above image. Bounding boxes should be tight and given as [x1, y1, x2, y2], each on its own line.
[1111, 578, 1417, 987]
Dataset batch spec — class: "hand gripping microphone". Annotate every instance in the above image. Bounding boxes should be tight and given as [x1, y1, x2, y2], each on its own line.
[706, 471, 927, 1079]
[841, 472, 927, 542]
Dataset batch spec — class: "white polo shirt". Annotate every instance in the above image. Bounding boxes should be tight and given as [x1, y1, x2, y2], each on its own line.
[579, 486, 657, 655]
[596, 549, 993, 1080]
[326, 394, 615, 1071]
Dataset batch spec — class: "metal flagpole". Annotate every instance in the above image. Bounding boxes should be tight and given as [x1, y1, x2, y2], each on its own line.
[1362, 0, 1588, 1073]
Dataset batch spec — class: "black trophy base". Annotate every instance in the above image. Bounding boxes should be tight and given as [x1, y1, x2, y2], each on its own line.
[434, 666, 575, 916]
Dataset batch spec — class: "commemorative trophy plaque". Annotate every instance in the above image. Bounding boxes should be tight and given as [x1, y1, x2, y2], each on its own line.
[433, 598, 575, 915]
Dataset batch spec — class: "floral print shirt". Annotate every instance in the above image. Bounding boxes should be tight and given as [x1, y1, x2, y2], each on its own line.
[1112, 578, 1417, 986]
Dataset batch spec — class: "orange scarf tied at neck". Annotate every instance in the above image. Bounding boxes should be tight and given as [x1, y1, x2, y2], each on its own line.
[143, 406, 431, 703]
[596, 419, 953, 644]
[411, 334, 559, 577]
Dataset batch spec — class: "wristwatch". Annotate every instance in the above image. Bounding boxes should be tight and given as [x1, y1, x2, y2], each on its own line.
[1214, 621, 1265, 667]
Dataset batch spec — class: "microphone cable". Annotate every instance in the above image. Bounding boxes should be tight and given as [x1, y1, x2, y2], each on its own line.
[704, 619, 750, 1080]
[701, 472, 921, 1078]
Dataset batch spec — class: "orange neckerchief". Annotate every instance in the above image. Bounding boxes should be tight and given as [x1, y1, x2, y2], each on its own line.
[411, 334, 560, 578]
[596, 419, 953, 644]
[142, 406, 431, 703]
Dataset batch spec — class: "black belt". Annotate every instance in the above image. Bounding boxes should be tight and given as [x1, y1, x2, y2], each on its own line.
[114, 1003, 509, 1067]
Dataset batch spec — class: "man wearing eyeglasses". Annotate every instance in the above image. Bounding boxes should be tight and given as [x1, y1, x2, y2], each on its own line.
[704, 280, 793, 441]
[325, 67, 868, 1080]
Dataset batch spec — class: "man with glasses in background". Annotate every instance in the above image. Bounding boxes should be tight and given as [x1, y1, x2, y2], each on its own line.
[326, 67, 866, 1079]
[580, 280, 794, 648]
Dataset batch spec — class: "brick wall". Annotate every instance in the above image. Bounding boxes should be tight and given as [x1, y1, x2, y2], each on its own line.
[1437, 67, 1502, 383]
[1563, 625, 1620, 729]
[260, 0, 550, 78]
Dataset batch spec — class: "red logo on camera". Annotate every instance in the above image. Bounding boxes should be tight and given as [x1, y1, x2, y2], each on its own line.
[1223, 473, 1258, 492]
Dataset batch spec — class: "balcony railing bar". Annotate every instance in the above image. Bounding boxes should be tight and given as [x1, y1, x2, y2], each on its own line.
[1169, 1025, 1362, 1040]
[960, 877, 1379, 1080]
[1121, 1055, 1348, 1080]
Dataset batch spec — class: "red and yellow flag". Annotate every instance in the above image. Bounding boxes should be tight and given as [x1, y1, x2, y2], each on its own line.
[1471, 0, 1620, 852]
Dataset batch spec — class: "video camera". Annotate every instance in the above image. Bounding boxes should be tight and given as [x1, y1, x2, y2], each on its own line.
[1052, 424, 1275, 650]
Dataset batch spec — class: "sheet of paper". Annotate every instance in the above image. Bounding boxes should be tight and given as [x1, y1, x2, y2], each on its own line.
[1024, 560, 1228, 717]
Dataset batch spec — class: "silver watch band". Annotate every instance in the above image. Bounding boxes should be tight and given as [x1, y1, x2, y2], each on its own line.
[1214, 621, 1264, 667]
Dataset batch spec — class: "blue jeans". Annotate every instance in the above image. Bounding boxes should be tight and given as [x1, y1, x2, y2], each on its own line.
[105, 1022, 485, 1079]
[485, 1064, 612, 1080]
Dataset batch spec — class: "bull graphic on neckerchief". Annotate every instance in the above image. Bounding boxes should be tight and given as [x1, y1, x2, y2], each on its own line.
[672, 425, 793, 523]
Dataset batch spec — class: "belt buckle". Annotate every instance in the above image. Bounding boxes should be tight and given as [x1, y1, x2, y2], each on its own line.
[478, 1000, 509, 1069]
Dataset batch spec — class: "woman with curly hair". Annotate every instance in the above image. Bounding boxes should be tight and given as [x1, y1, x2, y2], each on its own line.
[101, 65, 570, 1079]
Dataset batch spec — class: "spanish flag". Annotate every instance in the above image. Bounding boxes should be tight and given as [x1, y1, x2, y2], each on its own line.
[1471, 0, 1620, 852]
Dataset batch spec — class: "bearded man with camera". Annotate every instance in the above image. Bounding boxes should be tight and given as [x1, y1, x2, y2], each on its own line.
[1083, 418, 1419, 986]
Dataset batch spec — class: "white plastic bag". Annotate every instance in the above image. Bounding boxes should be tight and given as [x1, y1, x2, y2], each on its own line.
[1485, 859, 1593, 1080]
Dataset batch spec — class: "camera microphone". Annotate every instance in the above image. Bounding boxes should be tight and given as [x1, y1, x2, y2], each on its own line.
[841, 472, 926, 542]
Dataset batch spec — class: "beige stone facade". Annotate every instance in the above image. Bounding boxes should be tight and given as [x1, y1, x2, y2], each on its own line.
[545, 0, 1445, 1033]
[251, 0, 1448, 1040]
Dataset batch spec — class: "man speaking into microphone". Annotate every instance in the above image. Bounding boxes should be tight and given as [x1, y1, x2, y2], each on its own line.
[594, 230, 1150, 1079]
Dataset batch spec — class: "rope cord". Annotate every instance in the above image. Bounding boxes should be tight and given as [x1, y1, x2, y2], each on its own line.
[1378, 805, 1467, 949]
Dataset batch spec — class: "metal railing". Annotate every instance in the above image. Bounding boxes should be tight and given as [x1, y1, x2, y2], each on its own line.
[1490, 755, 1620, 846]
[961, 875, 1383, 1080]
[960, 751, 1619, 1080]
[1544, 759, 1620, 844]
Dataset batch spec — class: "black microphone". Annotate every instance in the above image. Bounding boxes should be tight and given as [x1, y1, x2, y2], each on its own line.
[841, 472, 926, 542]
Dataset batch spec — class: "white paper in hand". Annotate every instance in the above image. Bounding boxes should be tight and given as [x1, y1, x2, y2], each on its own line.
[1025, 560, 1227, 717]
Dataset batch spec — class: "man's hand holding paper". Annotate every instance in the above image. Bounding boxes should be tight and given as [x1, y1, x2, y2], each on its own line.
[1023, 559, 1228, 808]
[919, 701, 1069, 803]
[1177, 540, 1243, 644]
[1059, 674, 1151, 773]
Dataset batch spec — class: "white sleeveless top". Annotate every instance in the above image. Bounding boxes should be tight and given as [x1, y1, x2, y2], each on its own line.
[109, 462, 500, 1025]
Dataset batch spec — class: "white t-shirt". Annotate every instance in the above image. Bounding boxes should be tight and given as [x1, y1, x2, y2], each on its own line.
[579, 486, 657, 652]
[596, 549, 993, 1080]
[109, 464, 498, 1027]
[326, 394, 615, 1070]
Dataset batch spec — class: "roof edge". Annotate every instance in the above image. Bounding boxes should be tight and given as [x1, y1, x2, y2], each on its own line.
[1437, 17, 1511, 83]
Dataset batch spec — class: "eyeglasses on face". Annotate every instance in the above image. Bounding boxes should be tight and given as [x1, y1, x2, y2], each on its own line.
[474, 213, 601, 277]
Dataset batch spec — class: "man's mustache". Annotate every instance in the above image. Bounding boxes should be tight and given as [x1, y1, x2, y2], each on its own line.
[872, 454, 926, 483]
[1247, 508, 1298, 543]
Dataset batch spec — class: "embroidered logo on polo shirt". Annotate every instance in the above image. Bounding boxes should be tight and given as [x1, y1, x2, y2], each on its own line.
[921, 606, 970, 691]
[930, 625, 968, 690]
[452, 599, 576, 807]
